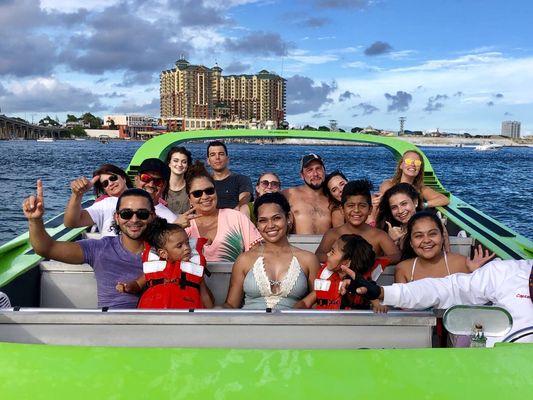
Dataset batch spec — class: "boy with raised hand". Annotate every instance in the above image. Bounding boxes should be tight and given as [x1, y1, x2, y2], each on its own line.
[315, 179, 401, 265]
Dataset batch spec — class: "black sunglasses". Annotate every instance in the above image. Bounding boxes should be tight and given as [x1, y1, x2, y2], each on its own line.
[190, 187, 216, 199]
[101, 174, 119, 189]
[117, 208, 151, 220]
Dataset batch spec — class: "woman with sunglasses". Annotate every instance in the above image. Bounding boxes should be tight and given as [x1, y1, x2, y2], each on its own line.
[323, 170, 348, 228]
[224, 192, 319, 310]
[376, 150, 449, 215]
[92, 164, 133, 202]
[394, 211, 494, 283]
[165, 146, 192, 215]
[249, 172, 281, 222]
[184, 161, 262, 262]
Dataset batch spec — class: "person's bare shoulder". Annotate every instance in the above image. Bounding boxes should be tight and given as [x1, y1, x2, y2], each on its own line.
[379, 179, 393, 193]
[395, 258, 412, 271]
[292, 247, 320, 270]
[233, 247, 260, 271]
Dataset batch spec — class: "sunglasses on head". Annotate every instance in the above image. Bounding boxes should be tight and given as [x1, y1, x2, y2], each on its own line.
[100, 174, 118, 189]
[190, 187, 216, 199]
[139, 173, 165, 187]
[259, 180, 280, 189]
[117, 208, 152, 220]
[404, 158, 422, 167]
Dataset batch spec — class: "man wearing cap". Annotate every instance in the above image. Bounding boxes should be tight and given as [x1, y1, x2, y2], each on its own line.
[282, 153, 331, 234]
[64, 158, 178, 236]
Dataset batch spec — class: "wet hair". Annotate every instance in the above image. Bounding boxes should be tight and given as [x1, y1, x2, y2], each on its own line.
[165, 146, 193, 168]
[206, 140, 228, 157]
[92, 164, 133, 197]
[391, 150, 425, 191]
[111, 188, 155, 234]
[376, 183, 422, 231]
[323, 170, 347, 206]
[401, 211, 444, 261]
[337, 234, 376, 276]
[253, 192, 291, 220]
[341, 179, 373, 205]
[185, 160, 216, 194]
[144, 217, 186, 251]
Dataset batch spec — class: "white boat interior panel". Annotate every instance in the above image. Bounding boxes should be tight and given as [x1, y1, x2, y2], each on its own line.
[0, 309, 435, 349]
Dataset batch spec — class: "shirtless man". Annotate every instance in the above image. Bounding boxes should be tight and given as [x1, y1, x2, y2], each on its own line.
[315, 179, 401, 264]
[282, 154, 331, 234]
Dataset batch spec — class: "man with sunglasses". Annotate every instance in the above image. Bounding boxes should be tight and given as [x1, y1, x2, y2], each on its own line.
[64, 158, 181, 236]
[23, 182, 155, 309]
[282, 153, 331, 234]
[206, 141, 253, 216]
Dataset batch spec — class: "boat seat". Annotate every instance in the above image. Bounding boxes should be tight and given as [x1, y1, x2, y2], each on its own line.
[38, 236, 473, 308]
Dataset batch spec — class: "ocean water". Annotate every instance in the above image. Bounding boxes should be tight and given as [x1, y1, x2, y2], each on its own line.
[0, 140, 531, 245]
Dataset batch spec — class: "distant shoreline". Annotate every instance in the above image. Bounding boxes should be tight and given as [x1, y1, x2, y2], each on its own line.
[2, 135, 531, 148]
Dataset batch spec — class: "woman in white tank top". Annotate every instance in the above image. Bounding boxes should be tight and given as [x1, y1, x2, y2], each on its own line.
[394, 211, 494, 283]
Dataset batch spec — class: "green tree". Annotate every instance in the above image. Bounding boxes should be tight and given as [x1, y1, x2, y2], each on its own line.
[351, 127, 363, 133]
[318, 126, 330, 131]
[302, 124, 317, 131]
[66, 114, 78, 123]
[81, 112, 103, 129]
[39, 115, 60, 127]
[70, 126, 87, 137]
[338, 128, 345, 133]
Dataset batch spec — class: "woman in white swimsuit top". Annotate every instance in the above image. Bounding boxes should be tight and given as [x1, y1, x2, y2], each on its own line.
[394, 211, 495, 283]
[224, 193, 320, 310]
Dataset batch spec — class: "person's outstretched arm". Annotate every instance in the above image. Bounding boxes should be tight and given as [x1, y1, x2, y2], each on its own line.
[63, 176, 99, 228]
[24, 180, 85, 264]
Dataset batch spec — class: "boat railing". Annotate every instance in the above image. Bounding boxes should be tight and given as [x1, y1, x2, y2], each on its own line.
[0, 307, 435, 348]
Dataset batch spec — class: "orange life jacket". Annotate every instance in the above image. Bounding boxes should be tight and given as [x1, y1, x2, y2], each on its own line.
[314, 258, 390, 310]
[138, 237, 208, 309]
[314, 263, 343, 310]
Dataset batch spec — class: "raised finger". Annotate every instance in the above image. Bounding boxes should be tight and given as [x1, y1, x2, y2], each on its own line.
[36, 179, 43, 199]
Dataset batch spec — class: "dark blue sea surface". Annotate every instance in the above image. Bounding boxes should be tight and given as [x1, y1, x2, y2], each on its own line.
[0, 140, 531, 245]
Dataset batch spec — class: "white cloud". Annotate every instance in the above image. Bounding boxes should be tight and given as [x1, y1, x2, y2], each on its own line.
[40, 0, 116, 12]
[287, 49, 338, 65]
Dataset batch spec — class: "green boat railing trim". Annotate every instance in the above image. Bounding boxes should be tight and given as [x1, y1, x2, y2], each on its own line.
[127, 129, 532, 260]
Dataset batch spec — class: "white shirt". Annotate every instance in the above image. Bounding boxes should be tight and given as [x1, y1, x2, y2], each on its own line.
[383, 259, 533, 345]
[86, 196, 177, 236]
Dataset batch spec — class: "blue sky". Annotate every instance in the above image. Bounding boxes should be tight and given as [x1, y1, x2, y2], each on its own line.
[1, 0, 532, 134]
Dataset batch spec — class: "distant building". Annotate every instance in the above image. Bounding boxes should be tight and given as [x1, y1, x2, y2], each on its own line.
[501, 121, 521, 139]
[160, 58, 286, 130]
[103, 114, 157, 139]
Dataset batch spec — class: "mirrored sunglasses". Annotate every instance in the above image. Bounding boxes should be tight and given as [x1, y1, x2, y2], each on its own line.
[139, 173, 165, 187]
[404, 158, 422, 167]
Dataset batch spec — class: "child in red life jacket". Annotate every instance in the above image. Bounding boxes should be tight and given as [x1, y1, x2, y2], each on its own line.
[116, 217, 214, 309]
[313, 234, 385, 311]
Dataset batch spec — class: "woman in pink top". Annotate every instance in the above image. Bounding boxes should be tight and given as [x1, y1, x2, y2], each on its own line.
[185, 161, 262, 262]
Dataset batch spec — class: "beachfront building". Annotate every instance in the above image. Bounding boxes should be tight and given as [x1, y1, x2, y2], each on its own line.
[501, 120, 521, 139]
[103, 114, 157, 139]
[160, 59, 286, 130]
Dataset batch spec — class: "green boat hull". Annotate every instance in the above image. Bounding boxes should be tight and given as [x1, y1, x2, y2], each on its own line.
[1, 342, 531, 399]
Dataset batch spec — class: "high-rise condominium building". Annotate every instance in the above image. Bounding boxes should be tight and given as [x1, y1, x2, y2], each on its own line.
[160, 59, 286, 130]
[501, 121, 521, 139]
